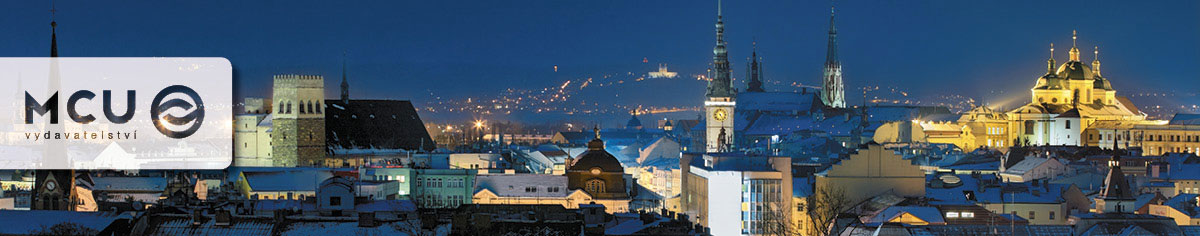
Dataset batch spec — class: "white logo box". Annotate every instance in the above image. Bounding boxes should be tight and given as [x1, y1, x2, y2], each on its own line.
[0, 58, 232, 169]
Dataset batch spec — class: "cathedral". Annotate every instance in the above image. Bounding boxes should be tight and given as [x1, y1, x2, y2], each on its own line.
[1006, 31, 1146, 146]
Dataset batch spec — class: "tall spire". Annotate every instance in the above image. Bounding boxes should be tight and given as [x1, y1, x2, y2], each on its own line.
[340, 51, 350, 104]
[1069, 30, 1080, 61]
[50, 2, 58, 58]
[705, 0, 734, 98]
[1092, 46, 1101, 76]
[821, 3, 846, 108]
[746, 40, 764, 92]
[825, 5, 838, 64]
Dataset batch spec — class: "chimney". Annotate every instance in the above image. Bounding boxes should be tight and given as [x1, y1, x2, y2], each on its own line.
[359, 212, 377, 227]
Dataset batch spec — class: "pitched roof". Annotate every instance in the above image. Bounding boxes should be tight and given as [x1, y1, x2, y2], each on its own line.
[1170, 113, 1200, 125]
[93, 177, 169, 192]
[869, 206, 945, 225]
[474, 174, 571, 198]
[325, 99, 434, 152]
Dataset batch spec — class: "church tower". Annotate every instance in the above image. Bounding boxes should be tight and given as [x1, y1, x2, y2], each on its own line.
[340, 52, 350, 104]
[1095, 150, 1136, 213]
[704, 0, 735, 152]
[745, 42, 764, 92]
[821, 6, 846, 108]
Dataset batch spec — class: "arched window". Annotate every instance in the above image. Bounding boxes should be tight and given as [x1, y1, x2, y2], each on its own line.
[308, 101, 314, 114]
[585, 179, 605, 194]
[287, 101, 293, 114]
[279, 101, 285, 114]
[316, 102, 322, 113]
[299, 100, 306, 114]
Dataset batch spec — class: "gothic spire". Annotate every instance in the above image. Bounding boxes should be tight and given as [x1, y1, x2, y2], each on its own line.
[705, 0, 734, 98]
[825, 5, 838, 65]
[746, 41, 764, 92]
[50, 4, 58, 58]
[340, 51, 349, 104]
[820, 3, 846, 108]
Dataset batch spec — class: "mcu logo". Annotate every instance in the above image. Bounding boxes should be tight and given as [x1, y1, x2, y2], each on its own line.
[24, 85, 205, 139]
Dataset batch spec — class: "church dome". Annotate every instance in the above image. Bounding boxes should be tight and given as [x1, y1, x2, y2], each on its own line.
[1034, 74, 1067, 90]
[1056, 61, 1094, 80]
[1093, 77, 1112, 90]
[570, 128, 624, 173]
[626, 114, 642, 129]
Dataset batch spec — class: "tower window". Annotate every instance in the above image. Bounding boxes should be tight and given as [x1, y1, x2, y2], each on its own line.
[1065, 120, 1071, 129]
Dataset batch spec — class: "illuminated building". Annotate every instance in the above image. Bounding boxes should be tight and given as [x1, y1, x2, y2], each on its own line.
[647, 63, 678, 79]
[1008, 31, 1146, 147]
[1084, 114, 1199, 156]
[564, 128, 632, 213]
[680, 152, 792, 235]
[704, 1, 736, 152]
[821, 6, 846, 109]
[815, 144, 925, 204]
[268, 75, 328, 167]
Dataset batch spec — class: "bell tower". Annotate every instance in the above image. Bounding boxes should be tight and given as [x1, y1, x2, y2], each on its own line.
[704, 0, 735, 152]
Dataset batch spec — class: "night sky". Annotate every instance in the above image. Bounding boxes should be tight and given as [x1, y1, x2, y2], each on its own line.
[3, 0, 1198, 121]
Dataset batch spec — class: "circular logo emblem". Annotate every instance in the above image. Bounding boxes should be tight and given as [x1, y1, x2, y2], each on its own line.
[151, 85, 204, 139]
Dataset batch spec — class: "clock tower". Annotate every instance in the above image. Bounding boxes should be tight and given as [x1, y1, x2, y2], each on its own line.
[704, 0, 735, 152]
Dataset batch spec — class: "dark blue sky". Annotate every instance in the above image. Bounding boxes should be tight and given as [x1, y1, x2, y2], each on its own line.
[4, 0, 1198, 109]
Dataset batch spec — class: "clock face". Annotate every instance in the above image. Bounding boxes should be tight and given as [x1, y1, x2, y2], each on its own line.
[45, 181, 57, 191]
[713, 108, 728, 121]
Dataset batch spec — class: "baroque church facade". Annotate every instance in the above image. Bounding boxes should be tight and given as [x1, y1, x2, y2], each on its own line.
[1006, 31, 1147, 147]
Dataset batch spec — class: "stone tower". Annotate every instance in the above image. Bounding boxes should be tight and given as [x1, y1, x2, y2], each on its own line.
[821, 6, 846, 108]
[271, 75, 327, 167]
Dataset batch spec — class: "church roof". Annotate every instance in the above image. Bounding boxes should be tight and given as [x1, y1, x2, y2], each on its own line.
[1056, 61, 1094, 80]
[626, 114, 642, 128]
[325, 99, 435, 152]
[1100, 152, 1136, 200]
[569, 130, 625, 173]
[1057, 108, 1081, 118]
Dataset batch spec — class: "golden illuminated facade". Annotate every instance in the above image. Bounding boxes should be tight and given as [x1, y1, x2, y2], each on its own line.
[1008, 31, 1146, 147]
[897, 31, 1157, 152]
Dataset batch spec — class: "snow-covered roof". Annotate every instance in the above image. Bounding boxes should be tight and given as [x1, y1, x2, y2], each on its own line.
[688, 153, 782, 172]
[0, 210, 127, 235]
[93, 176, 169, 192]
[1170, 113, 1200, 125]
[926, 174, 1072, 205]
[1001, 157, 1055, 175]
[474, 174, 570, 198]
[741, 113, 859, 136]
[355, 199, 416, 212]
[868, 206, 945, 225]
[1163, 194, 1200, 218]
[735, 91, 818, 113]
[866, 105, 954, 124]
[242, 169, 334, 192]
